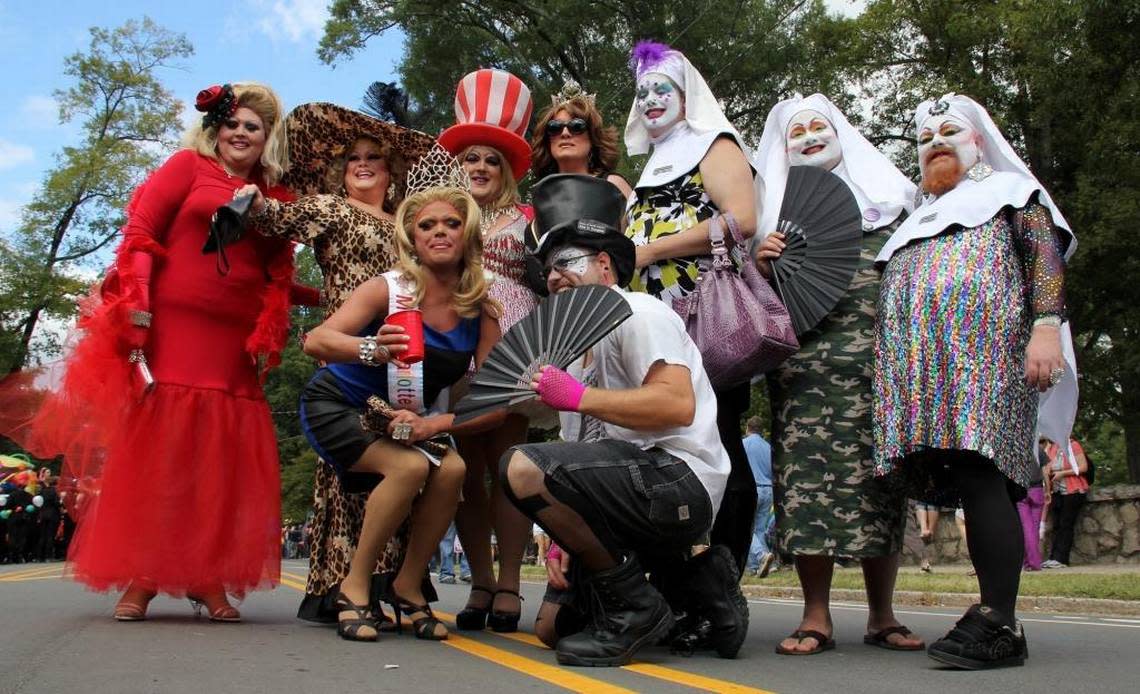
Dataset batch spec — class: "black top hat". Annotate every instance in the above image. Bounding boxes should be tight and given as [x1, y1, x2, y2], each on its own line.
[528, 174, 634, 293]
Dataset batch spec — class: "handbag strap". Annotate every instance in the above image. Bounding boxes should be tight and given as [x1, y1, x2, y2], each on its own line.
[709, 213, 749, 270]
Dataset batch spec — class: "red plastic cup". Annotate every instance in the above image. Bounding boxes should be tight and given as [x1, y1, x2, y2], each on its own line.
[385, 309, 424, 364]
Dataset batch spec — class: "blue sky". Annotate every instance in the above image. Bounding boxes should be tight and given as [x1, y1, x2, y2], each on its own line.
[0, 0, 405, 237]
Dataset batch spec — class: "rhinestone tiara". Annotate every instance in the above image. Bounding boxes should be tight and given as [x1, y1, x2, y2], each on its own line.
[550, 79, 596, 108]
[404, 144, 471, 197]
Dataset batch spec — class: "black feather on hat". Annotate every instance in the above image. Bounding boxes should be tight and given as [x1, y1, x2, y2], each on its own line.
[526, 174, 634, 295]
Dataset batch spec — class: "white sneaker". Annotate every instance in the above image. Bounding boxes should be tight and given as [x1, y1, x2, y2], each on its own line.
[1041, 559, 1067, 569]
[758, 552, 775, 579]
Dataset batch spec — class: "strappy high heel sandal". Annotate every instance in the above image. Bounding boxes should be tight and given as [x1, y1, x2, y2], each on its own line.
[334, 591, 379, 642]
[114, 584, 157, 622]
[187, 591, 241, 623]
[392, 594, 448, 641]
[488, 588, 523, 633]
[455, 585, 493, 631]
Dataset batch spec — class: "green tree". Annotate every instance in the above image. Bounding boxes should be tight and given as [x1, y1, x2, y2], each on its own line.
[319, 1, 851, 158]
[0, 18, 192, 372]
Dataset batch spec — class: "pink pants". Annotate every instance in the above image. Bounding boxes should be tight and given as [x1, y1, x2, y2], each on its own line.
[1017, 486, 1047, 569]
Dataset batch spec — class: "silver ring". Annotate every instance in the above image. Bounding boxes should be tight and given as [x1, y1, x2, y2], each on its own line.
[376, 344, 391, 362]
[1049, 367, 1064, 386]
[392, 422, 412, 440]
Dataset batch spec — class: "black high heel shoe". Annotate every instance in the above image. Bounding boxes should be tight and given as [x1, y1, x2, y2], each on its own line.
[455, 585, 493, 631]
[391, 594, 448, 641]
[333, 591, 379, 642]
[488, 588, 523, 633]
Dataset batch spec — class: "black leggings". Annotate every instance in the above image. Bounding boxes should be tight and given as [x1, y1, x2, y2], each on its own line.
[948, 454, 1024, 623]
[709, 382, 757, 574]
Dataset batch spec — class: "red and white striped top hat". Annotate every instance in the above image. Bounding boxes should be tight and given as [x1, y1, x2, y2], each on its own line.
[438, 69, 534, 178]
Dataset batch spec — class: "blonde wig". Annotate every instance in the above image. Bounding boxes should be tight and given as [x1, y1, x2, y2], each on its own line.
[393, 187, 493, 319]
[460, 145, 519, 210]
[183, 82, 289, 185]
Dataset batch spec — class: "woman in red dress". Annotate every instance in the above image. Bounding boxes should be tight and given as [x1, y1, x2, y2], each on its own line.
[2, 82, 297, 622]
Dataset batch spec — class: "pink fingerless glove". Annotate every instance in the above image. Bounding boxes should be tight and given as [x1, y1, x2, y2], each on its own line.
[534, 366, 586, 412]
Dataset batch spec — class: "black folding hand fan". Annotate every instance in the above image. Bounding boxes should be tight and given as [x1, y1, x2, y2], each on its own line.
[770, 165, 863, 336]
[452, 284, 632, 424]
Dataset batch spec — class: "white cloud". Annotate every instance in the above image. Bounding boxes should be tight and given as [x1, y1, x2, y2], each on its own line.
[0, 138, 34, 170]
[254, 0, 330, 43]
[20, 95, 59, 124]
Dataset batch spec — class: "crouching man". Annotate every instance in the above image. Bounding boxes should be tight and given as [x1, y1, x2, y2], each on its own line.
[500, 174, 747, 667]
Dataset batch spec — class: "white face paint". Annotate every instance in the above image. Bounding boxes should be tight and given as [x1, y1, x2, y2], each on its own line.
[917, 114, 981, 178]
[635, 73, 684, 137]
[785, 109, 842, 170]
[545, 245, 601, 294]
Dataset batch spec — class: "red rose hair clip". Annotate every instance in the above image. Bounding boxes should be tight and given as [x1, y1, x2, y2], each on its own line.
[196, 84, 237, 130]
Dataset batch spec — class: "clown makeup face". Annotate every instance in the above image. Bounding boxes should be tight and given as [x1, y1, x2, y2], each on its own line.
[786, 109, 842, 170]
[635, 73, 684, 137]
[544, 245, 603, 294]
[918, 114, 981, 195]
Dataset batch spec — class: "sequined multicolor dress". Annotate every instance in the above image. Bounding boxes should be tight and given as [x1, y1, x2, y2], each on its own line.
[873, 196, 1066, 503]
[771, 225, 905, 557]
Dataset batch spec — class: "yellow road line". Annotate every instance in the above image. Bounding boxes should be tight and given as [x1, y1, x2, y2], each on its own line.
[278, 577, 778, 693]
[0, 565, 66, 581]
[441, 632, 637, 694]
[280, 577, 308, 592]
[471, 617, 773, 693]
[623, 663, 775, 694]
[281, 571, 309, 583]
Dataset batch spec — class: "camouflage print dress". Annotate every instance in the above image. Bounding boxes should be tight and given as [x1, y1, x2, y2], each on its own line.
[769, 225, 906, 558]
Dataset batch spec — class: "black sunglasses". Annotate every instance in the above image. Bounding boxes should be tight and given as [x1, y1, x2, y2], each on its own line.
[546, 118, 588, 137]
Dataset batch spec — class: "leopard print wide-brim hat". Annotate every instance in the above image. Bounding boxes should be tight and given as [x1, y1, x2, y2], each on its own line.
[282, 102, 437, 198]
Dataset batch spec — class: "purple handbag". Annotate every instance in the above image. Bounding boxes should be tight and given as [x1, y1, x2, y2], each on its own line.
[672, 213, 799, 389]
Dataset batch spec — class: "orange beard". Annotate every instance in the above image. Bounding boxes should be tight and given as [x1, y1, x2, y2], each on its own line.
[922, 151, 965, 196]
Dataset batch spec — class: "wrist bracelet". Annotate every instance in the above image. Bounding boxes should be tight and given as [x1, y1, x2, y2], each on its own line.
[129, 310, 152, 328]
[1033, 315, 1062, 328]
[359, 335, 381, 367]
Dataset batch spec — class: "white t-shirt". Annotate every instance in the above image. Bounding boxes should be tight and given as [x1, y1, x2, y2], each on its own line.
[559, 287, 730, 513]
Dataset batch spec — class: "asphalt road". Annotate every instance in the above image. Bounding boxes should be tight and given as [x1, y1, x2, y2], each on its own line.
[1, 559, 1137, 693]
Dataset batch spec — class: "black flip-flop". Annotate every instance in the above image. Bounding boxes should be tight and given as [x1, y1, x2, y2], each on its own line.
[864, 625, 924, 651]
[775, 629, 835, 655]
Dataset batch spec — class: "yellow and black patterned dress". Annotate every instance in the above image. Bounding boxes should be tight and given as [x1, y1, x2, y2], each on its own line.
[769, 225, 906, 558]
[626, 166, 718, 303]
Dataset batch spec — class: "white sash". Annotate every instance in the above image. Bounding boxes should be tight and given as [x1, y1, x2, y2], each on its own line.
[382, 271, 424, 414]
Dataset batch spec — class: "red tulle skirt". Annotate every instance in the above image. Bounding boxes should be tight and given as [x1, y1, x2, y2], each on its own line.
[64, 382, 281, 594]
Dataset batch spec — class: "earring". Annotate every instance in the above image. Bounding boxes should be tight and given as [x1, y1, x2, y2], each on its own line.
[387, 181, 397, 201]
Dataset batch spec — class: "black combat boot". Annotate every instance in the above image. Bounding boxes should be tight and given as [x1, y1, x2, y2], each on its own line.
[665, 544, 752, 656]
[927, 604, 1027, 669]
[556, 555, 675, 667]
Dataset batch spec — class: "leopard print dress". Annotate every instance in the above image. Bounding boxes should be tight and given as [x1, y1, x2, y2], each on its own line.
[254, 194, 428, 621]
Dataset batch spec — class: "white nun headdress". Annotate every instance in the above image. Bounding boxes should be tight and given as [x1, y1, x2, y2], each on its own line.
[753, 93, 916, 239]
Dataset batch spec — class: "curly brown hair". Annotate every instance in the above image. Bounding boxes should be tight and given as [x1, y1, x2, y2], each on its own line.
[530, 96, 621, 181]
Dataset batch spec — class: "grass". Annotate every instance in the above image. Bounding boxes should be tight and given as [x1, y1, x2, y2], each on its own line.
[518, 565, 1140, 601]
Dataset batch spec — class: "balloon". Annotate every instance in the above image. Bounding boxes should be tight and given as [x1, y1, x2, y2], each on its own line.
[0, 510, 9, 519]
[0, 494, 7, 506]
[33, 495, 44, 508]
[26, 505, 35, 513]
